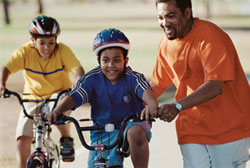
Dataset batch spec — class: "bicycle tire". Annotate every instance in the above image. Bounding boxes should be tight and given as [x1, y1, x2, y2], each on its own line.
[49, 159, 59, 168]
[27, 158, 43, 168]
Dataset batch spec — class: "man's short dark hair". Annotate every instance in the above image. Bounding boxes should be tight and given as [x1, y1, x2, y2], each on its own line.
[155, 0, 192, 15]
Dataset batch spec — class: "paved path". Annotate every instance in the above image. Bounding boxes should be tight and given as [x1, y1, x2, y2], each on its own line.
[61, 119, 250, 168]
[61, 118, 183, 168]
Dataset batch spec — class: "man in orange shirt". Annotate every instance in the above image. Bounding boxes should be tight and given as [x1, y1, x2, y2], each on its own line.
[141, 0, 250, 167]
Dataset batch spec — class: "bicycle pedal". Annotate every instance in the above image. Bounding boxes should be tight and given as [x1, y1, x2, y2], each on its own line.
[60, 137, 75, 162]
[62, 156, 75, 162]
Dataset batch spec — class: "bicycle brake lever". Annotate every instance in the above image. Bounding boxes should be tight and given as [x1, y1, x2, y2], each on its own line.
[132, 113, 156, 122]
[4, 94, 11, 98]
[41, 114, 67, 125]
[52, 115, 69, 125]
[133, 118, 156, 122]
[53, 119, 68, 125]
[79, 118, 92, 122]
[0, 90, 11, 98]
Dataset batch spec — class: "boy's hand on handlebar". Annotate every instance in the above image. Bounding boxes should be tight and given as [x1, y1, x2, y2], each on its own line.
[45, 111, 61, 124]
[140, 105, 158, 121]
[0, 85, 6, 97]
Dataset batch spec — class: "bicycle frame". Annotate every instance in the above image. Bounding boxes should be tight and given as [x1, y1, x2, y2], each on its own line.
[27, 110, 59, 168]
[2, 89, 69, 168]
[57, 113, 150, 168]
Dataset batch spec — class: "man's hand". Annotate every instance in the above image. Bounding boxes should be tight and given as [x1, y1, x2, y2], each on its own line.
[158, 103, 179, 122]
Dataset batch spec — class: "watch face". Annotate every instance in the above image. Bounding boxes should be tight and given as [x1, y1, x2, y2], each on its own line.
[175, 103, 182, 112]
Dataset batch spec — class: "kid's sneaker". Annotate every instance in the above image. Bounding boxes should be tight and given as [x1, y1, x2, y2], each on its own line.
[60, 137, 75, 162]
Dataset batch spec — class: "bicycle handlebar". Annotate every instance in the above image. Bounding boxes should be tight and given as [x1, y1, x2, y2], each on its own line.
[56, 113, 154, 151]
[1, 89, 70, 120]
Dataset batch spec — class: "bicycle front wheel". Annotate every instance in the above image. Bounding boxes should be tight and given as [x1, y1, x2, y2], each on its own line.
[28, 158, 44, 168]
[27, 151, 48, 168]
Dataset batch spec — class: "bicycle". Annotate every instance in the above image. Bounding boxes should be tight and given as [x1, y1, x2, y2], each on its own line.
[55, 113, 154, 168]
[1, 89, 70, 168]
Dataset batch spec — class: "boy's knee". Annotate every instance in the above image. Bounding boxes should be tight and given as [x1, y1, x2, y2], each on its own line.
[17, 135, 32, 143]
[127, 126, 148, 145]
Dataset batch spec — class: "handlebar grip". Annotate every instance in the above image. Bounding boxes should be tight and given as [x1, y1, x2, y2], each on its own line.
[130, 113, 156, 122]
[0, 89, 11, 98]
[52, 115, 68, 125]
[0, 93, 9, 98]
[133, 118, 156, 122]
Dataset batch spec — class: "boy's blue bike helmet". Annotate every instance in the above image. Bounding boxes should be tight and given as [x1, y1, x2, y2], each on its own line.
[93, 28, 130, 56]
[29, 15, 60, 37]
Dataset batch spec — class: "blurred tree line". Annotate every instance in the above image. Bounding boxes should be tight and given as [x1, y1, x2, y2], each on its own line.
[1, 0, 250, 25]
[2, 0, 43, 24]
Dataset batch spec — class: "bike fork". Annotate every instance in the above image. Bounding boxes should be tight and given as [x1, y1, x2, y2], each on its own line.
[27, 120, 47, 168]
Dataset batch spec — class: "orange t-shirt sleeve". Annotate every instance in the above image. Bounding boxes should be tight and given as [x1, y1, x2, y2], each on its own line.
[151, 42, 173, 96]
[200, 28, 235, 82]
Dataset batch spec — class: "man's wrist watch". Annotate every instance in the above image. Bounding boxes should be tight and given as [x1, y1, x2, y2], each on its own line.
[174, 102, 183, 112]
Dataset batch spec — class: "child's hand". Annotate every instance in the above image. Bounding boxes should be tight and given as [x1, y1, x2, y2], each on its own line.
[0, 85, 6, 97]
[140, 105, 158, 121]
[45, 111, 61, 124]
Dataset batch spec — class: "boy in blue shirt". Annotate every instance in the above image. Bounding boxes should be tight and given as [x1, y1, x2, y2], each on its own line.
[46, 28, 158, 168]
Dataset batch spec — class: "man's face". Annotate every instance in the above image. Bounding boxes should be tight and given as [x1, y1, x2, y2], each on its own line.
[157, 0, 191, 40]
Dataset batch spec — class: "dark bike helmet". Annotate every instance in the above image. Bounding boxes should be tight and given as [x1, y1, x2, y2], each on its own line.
[93, 28, 130, 57]
[29, 15, 60, 37]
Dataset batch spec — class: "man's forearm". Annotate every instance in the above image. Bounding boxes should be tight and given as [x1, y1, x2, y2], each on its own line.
[149, 81, 167, 98]
[178, 80, 224, 110]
